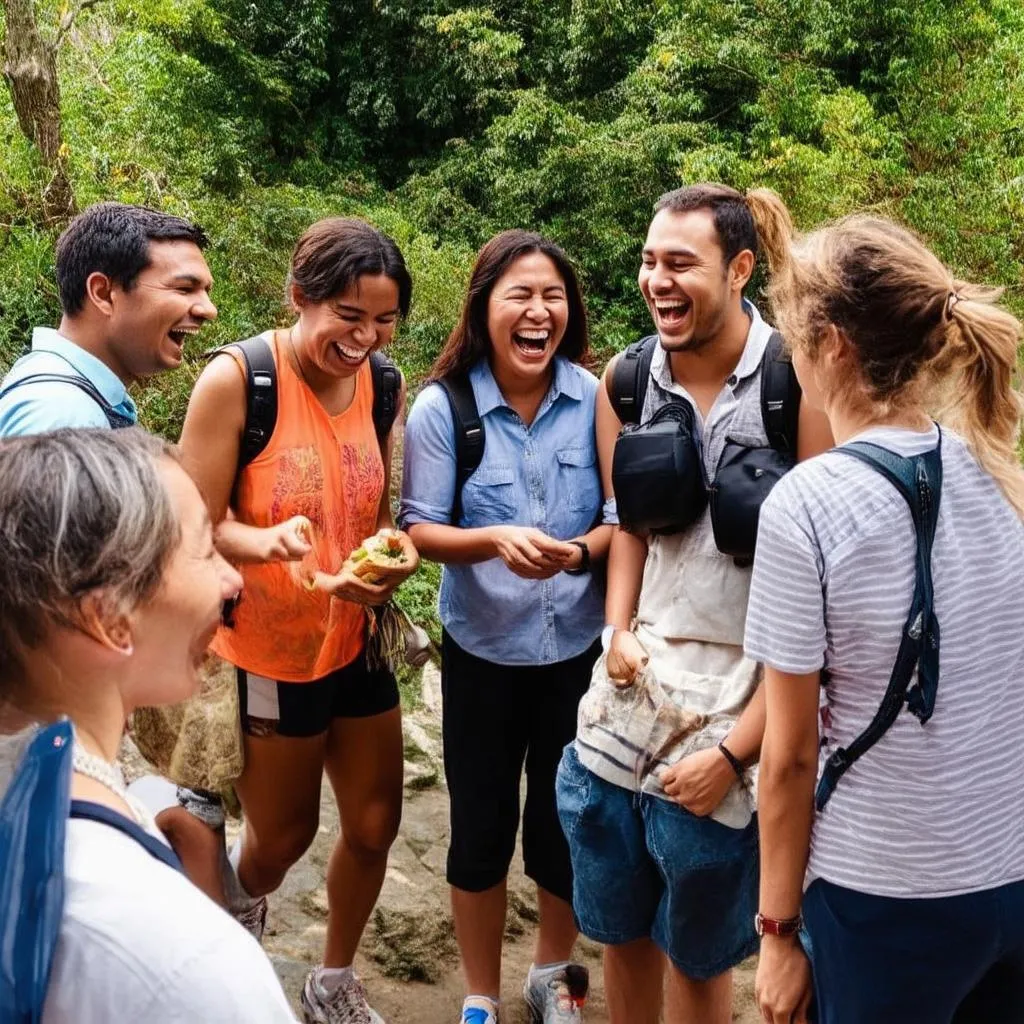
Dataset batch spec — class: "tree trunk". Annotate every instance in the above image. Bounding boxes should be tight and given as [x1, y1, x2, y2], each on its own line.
[2, 0, 75, 220]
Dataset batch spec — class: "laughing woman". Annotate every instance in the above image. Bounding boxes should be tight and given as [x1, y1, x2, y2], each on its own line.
[400, 231, 612, 1024]
[180, 218, 419, 1024]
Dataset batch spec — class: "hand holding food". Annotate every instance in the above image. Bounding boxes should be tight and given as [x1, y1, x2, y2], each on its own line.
[344, 528, 420, 584]
[310, 529, 420, 605]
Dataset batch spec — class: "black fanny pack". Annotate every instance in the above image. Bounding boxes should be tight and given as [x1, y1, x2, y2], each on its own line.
[609, 330, 801, 559]
[612, 401, 707, 536]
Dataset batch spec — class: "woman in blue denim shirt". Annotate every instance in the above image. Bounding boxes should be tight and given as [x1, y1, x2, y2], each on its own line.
[400, 231, 611, 1024]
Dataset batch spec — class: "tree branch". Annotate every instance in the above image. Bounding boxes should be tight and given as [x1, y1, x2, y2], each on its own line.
[53, 0, 105, 50]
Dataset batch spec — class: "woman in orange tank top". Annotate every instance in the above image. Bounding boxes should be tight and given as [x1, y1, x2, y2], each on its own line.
[180, 218, 419, 1024]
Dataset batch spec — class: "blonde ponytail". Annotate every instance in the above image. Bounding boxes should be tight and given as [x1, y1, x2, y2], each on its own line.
[930, 286, 1024, 518]
[745, 188, 795, 278]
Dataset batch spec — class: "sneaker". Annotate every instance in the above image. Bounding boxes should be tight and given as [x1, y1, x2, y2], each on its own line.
[523, 963, 589, 1023]
[232, 895, 268, 943]
[301, 969, 384, 1024]
[459, 996, 499, 1024]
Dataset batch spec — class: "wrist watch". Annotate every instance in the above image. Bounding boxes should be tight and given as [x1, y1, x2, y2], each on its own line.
[564, 540, 591, 575]
[754, 912, 803, 938]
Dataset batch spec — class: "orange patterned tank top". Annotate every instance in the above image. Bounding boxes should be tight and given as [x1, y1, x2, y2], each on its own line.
[211, 331, 385, 682]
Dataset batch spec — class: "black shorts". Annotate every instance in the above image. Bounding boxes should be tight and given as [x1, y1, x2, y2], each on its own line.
[441, 631, 600, 902]
[236, 651, 399, 738]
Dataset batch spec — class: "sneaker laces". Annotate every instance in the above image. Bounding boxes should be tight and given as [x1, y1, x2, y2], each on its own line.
[323, 975, 374, 1024]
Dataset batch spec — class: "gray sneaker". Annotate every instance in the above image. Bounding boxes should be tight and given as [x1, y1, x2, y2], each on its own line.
[301, 970, 384, 1024]
[232, 895, 268, 943]
[523, 963, 589, 1023]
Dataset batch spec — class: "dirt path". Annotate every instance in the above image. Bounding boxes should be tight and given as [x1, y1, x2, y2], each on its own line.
[259, 663, 762, 1023]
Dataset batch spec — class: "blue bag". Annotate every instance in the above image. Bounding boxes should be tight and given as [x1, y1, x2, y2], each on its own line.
[0, 720, 73, 1024]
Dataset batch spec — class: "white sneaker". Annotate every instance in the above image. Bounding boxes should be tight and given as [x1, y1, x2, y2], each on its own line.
[301, 969, 384, 1024]
[523, 963, 589, 1023]
[459, 995, 499, 1024]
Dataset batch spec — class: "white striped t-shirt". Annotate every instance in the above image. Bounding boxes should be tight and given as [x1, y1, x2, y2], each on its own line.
[745, 425, 1024, 898]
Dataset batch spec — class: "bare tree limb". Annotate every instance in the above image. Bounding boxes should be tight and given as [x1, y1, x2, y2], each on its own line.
[53, 0, 105, 50]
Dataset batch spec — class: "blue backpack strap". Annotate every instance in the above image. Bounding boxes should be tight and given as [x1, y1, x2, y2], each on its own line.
[815, 432, 943, 811]
[0, 373, 133, 429]
[0, 720, 74, 1023]
[69, 801, 184, 875]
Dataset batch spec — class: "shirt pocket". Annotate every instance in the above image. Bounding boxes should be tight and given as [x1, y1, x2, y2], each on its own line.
[462, 463, 517, 526]
[556, 446, 602, 515]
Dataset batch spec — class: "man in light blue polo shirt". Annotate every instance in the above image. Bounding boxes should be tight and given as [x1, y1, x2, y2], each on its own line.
[0, 202, 217, 436]
[0, 201, 228, 908]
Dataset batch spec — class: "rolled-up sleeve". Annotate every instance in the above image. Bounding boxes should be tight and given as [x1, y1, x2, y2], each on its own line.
[399, 383, 458, 528]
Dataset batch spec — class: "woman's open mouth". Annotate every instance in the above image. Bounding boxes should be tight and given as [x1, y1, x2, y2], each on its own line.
[333, 341, 371, 367]
[512, 329, 551, 360]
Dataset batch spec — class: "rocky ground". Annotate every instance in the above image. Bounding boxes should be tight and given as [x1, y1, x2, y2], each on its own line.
[127, 658, 760, 1022]
[259, 662, 761, 1023]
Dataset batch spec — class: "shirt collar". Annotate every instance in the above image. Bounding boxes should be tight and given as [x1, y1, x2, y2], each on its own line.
[31, 327, 132, 408]
[650, 299, 775, 390]
[470, 356, 583, 417]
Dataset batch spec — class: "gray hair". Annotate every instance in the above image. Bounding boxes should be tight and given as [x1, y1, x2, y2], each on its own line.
[0, 428, 182, 684]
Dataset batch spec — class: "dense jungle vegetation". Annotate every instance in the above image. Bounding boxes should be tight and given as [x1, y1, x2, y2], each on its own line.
[2, 0, 1023, 631]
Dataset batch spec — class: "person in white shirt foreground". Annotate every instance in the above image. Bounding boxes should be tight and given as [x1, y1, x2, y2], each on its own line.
[745, 202, 1024, 1023]
[0, 428, 298, 1023]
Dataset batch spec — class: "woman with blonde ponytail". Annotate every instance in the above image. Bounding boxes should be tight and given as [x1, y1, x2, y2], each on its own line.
[745, 213, 1024, 1024]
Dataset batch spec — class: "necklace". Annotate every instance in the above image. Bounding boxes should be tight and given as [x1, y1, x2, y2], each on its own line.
[72, 744, 155, 830]
[287, 326, 314, 390]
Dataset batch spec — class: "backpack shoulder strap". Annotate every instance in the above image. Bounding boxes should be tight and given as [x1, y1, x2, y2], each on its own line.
[369, 351, 402, 451]
[814, 434, 943, 810]
[607, 336, 658, 425]
[208, 335, 277, 472]
[760, 331, 801, 453]
[0, 372, 131, 429]
[436, 376, 484, 524]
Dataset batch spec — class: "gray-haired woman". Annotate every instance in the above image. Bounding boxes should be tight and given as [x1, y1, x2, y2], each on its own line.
[0, 428, 297, 1023]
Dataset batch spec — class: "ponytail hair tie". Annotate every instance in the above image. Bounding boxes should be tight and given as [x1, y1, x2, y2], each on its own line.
[945, 291, 963, 319]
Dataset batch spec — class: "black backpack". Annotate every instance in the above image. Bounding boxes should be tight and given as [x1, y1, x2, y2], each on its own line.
[608, 331, 801, 558]
[215, 335, 402, 470]
[0, 371, 136, 429]
[609, 330, 799, 456]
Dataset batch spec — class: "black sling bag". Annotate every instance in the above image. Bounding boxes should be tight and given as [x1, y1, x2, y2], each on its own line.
[814, 433, 943, 810]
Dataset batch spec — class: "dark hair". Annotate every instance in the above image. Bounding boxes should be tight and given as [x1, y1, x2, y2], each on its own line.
[429, 230, 589, 381]
[56, 203, 209, 316]
[288, 218, 412, 318]
[654, 183, 760, 268]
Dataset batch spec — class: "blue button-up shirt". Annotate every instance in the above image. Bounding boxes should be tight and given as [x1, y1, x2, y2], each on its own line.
[0, 328, 137, 437]
[400, 357, 606, 666]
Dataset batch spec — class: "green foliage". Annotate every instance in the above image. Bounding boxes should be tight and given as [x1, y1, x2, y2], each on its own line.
[2, 0, 1024, 623]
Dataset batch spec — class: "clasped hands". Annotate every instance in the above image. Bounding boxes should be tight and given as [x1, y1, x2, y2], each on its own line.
[490, 525, 584, 580]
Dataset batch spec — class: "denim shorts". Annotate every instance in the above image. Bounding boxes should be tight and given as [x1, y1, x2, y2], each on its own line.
[556, 743, 758, 980]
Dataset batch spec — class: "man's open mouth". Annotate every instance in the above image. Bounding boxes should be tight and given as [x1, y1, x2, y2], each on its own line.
[654, 300, 692, 328]
[168, 325, 203, 346]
